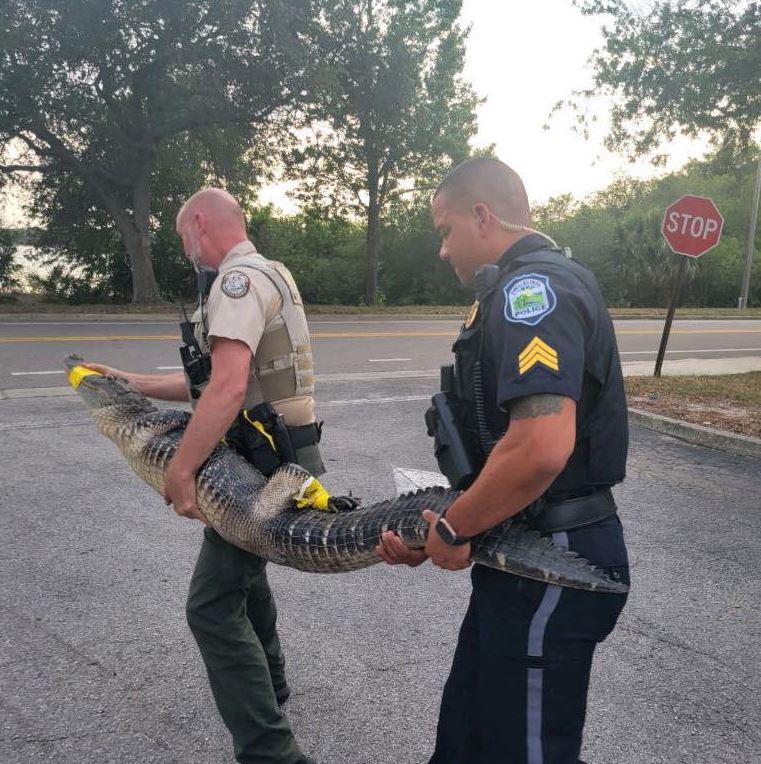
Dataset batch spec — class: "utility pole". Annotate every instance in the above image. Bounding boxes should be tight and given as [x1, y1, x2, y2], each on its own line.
[739, 150, 761, 309]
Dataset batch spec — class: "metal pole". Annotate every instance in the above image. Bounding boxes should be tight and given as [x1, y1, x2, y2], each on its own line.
[654, 256, 688, 377]
[739, 150, 761, 309]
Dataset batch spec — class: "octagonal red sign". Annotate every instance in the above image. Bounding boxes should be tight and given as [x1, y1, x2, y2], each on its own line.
[662, 194, 724, 258]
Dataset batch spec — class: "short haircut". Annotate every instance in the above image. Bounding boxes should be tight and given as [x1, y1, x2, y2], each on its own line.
[434, 157, 530, 223]
[177, 187, 246, 230]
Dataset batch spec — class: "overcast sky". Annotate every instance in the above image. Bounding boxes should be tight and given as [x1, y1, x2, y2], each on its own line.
[258, 0, 706, 212]
[458, 0, 709, 203]
[2, 0, 708, 225]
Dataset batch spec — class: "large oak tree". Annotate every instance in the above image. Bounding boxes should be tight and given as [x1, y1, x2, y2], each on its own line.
[0, 0, 314, 302]
[571, 0, 761, 156]
[285, 0, 479, 304]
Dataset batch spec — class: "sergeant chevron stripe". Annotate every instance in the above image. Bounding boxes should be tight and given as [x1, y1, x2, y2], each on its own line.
[518, 337, 559, 374]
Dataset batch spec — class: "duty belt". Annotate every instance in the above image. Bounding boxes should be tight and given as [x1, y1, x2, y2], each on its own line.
[526, 487, 617, 533]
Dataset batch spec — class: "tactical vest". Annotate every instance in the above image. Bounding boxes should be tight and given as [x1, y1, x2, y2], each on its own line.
[188, 256, 315, 411]
[450, 246, 627, 499]
[236, 258, 315, 408]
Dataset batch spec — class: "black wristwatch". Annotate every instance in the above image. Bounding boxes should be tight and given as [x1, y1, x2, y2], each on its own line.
[434, 512, 471, 546]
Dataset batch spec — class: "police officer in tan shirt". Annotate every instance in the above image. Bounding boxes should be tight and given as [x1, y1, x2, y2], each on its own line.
[87, 188, 318, 764]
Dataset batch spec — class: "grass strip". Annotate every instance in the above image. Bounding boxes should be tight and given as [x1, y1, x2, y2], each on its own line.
[626, 372, 761, 438]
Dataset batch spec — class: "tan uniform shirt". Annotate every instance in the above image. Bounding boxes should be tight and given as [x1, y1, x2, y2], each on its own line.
[192, 240, 316, 426]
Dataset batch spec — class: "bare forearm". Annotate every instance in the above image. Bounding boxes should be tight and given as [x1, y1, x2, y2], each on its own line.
[171, 381, 244, 474]
[126, 372, 189, 401]
[445, 394, 574, 538]
[446, 440, 559, 537]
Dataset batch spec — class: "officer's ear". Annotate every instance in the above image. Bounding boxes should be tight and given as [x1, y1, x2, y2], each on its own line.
[192, 211, 206, 235]
[472, 203, 491, 232]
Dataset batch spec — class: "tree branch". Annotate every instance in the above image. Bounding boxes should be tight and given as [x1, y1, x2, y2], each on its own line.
[26, 122, 136, 234]
[0, 163, 56, 173]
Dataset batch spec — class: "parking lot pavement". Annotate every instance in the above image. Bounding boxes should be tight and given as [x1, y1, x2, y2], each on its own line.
[1, 378, 759, 764]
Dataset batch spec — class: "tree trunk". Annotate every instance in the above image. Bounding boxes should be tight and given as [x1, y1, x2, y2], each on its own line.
[366, 166, 381, 305]
[74, 150, 162, 305]
[128, 167, 161, 304]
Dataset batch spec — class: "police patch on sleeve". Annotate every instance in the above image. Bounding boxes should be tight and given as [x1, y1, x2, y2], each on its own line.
[221, 270, 250, 298]
[503, 273, 556, 326]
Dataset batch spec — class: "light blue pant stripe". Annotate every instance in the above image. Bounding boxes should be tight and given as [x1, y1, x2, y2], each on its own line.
[526, 530, 569, 764]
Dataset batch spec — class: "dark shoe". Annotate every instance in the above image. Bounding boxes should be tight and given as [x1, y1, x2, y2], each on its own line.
[275, 684, 291, 706]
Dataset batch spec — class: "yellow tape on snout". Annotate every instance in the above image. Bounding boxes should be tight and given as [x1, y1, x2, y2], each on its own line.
[67, 365, 102, 390]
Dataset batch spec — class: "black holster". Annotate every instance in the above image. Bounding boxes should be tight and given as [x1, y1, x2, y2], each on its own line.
[425, 392, 480, 490]
[225, 403, 324, 478]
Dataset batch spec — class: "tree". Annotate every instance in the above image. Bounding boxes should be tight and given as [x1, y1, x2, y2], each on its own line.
[563, 1, 761, 306]
[0, 0, 314, 303]
[570, 0, 761, 155]
[535, 154, 761, 307]
[0, 229, 20, 293]
[285, 0, 479, 304]
[26, 129, 264, 303]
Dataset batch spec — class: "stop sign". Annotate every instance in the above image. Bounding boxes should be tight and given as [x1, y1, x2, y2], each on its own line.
[662, 194, 724, 258]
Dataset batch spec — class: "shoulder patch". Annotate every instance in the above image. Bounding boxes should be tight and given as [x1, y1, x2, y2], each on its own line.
[503, 273, 556, 326]
[221, 270, 250, 298]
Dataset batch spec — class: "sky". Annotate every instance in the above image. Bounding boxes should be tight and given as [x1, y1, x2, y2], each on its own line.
[257, 0, 707, 212]
[2, 0, 709, 226]
[455, 0, 707, 204]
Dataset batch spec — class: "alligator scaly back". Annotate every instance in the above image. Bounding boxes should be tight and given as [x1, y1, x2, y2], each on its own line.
[64, 355, 628, 594]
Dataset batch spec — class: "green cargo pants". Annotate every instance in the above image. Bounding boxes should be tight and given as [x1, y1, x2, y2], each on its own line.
[186, 527, 307, 764]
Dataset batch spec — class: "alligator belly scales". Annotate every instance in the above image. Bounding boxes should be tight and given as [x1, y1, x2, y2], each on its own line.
[64, 355, 628, 594]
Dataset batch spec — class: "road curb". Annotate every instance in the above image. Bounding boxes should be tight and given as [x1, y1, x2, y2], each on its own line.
[628, 407, 761, 459]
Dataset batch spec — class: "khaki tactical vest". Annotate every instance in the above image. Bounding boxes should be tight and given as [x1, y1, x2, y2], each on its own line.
[241, 258, 315, 405]
[189, 245, 315, 423]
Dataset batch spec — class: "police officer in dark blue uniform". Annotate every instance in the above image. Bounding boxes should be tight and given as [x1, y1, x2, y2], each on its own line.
[377, 157, 630, 763]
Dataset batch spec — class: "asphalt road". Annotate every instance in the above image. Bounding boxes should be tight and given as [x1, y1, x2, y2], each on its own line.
[1, 317, 761, 390]
[1, 336, 760, 763]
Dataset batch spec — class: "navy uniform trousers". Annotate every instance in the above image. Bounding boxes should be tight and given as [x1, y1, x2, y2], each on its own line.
[186, 527, 308, 764]
[430, 516, 629, 764]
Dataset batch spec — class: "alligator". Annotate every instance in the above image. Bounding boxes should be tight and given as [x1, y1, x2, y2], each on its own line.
[63, 354, 628, 594]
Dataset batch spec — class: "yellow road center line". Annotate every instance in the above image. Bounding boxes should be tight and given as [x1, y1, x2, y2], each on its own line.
[0, 331, 462, 343]
[1, 327, 760, 343]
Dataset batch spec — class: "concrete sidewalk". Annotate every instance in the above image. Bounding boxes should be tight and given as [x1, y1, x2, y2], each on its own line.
[621, 355, 761, 376]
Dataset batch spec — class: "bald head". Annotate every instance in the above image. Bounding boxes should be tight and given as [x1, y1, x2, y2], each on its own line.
[176, 187, 248, 268]
[434, 157, 530, 226]
[177, 187, 246, 230]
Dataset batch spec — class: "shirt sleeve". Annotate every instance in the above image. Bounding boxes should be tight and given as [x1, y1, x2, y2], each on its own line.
[486, 265, 592, 409]
[205, 269, 282, 355]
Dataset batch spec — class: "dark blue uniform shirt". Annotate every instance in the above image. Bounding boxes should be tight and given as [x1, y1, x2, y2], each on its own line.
[483, 235, 629, 498]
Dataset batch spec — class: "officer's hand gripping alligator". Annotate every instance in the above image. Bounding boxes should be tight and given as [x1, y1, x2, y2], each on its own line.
[64, 355, 628, 594]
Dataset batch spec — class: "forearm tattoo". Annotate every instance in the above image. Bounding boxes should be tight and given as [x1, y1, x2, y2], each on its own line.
[510, 394, 566, 420]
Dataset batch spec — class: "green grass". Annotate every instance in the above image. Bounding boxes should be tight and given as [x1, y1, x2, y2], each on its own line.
[626, 372, 761, 406]
[626, 372, 761, 437]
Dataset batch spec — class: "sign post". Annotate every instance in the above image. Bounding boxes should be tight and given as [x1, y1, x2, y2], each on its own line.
[655, 195, 724, 377]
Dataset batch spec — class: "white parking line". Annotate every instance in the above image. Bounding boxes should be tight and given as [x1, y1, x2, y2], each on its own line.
[320, 395, 429, 407]
[156, 366, 183, 370]
[367, 358, 412, 362]
[10, 370, 63, 376]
